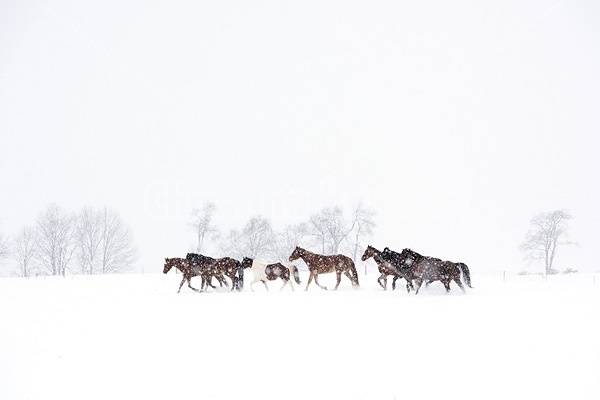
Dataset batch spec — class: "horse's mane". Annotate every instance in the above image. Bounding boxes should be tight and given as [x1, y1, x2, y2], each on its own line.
[187, 252, 214, 264]
[382, 247, 403, 261]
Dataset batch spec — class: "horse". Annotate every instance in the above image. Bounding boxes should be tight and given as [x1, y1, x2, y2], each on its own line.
[361, 245, 413, 292]
[163, 257, 215, 293]
[186, 253, 243, 291]
[289, 246, 359, 291]
[381, 248, 472, 294]
[240, 257, 301, 291]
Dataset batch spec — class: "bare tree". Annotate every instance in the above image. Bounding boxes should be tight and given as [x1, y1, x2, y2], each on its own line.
[272, 222, 309, 262]
[75, 207, 103, 275]
[349, 203, 376, 263]
[520, 209, 575, 274]
[0, 228, 9, 263]
[308, 206, 356, 254]
[36, 203, 76, 276]
[190, 203, 219, 253]
[221, 216, 275, 260]
[96, 207, 137, 274]
[14, 226, 38, 278]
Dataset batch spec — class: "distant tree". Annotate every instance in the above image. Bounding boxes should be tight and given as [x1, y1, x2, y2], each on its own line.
[75, 207, 103, 275]
[308, 206, 352, 254]
[0, 227, 9, 263]
[520, 209, 576, 274]
[221, 216, 275, 260]
[190, 202, 219, 253]
[36, 203, 76, 276]
[0, 224, 10, 275]
[349, 203, 376, 263]
[94, 207, 137, 274]
[14, 226, 37, 278]
[272, 222, 309, 262]
[308, 204, 375, 256]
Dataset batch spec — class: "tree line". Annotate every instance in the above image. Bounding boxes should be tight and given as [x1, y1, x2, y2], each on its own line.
[190, 202, 376, 264]
[0, 203, 137, 278]
[0, 204, 575, 277]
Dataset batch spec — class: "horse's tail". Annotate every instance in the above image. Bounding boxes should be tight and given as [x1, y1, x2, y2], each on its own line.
[349, 259, 360, 289]
[292, 265, 301, 284]
[457, 263, 472, 288]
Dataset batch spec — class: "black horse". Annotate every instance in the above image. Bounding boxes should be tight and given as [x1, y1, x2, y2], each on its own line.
[381, 248, 472, 294]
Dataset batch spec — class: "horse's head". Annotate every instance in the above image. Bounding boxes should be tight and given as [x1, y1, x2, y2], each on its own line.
[361, 245, 377, 261]
[163, 258, 174, 274]
[241, 257, 253, 269]
[289, 246, 302, 262]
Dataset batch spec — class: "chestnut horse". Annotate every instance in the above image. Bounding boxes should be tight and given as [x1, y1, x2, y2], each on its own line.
[240, 257, 301, 291]
[186, 253, 243, 291]
[289, 246, 359, 291]
[163, 257, 221, 293]
[381, 248, 472, 294]
[361, 245, 413, 292]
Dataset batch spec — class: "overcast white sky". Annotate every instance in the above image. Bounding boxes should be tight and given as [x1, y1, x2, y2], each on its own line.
[1, 0, 599, 274]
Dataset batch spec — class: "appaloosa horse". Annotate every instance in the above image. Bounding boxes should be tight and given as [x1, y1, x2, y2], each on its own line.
[289, 246, 359, 291]
[240, 257, 301, 291]
[381, 248, 472, 294]
[186, 253, 243, 291]
[361, 245, 413, 292]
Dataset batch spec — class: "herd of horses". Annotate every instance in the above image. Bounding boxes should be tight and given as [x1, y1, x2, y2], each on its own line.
[163, 245, 472, 295]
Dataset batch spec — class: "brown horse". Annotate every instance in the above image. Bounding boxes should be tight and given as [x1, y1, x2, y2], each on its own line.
[381, 248, 472, 294]
[361, 245, 413, 292]
[289, 246, 359, 291]
[163, 257, 219, 293]
[186, 253, 243, 291]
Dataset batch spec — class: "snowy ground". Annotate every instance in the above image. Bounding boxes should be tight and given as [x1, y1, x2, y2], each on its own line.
[1, 270, 599, 400]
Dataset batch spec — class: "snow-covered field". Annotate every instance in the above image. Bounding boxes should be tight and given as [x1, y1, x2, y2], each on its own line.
[1, 270, 599, 400]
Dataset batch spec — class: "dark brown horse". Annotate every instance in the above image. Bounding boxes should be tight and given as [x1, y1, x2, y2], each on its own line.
[381, 248, 472, 294]
[163, 257, 219, 293]
[361, 245, 413, 292]
[289, 246, 359, 291]
[186, 253, 243, 291]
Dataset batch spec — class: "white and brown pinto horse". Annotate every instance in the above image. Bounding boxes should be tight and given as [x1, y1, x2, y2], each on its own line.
[240, 257, 300, 291]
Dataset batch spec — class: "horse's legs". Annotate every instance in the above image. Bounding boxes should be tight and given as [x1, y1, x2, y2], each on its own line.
[178, 276, 186, 293]
[304, 272, 314, 291]
[377, 274, 386, 290]
[332, 271, 343, 290]
[414, 278, 424, 294]
[406, 278, 415, 293]
[454, 277, 466, 293]
[229, 276, 236, 291]
[314, 273, 328, 290]
[443, 279, 451, 292]
[280, 278, 289, 291]
[187, 277, 200, 292]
